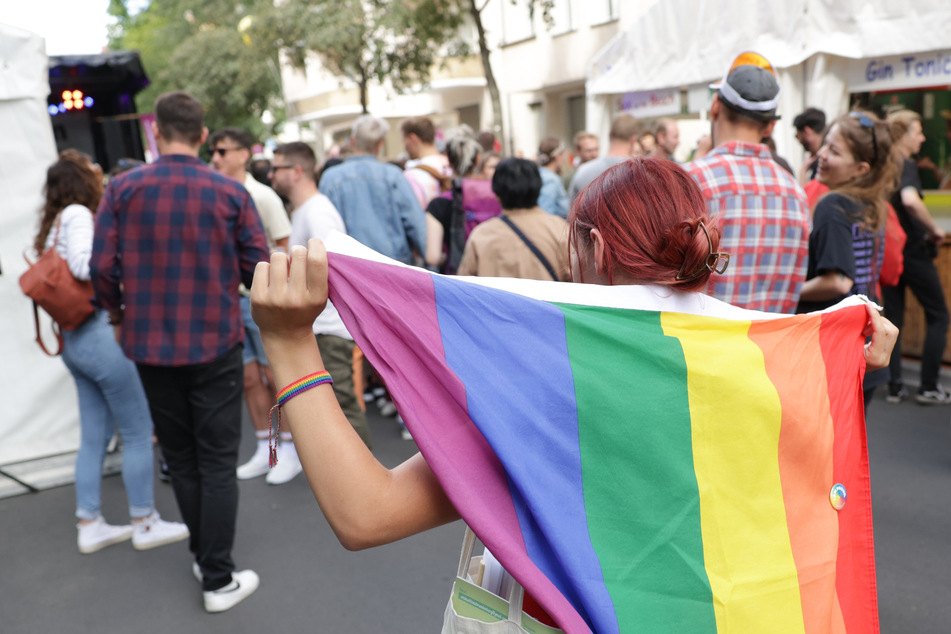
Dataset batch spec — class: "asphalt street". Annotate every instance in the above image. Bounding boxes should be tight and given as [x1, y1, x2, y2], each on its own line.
[2, 383, 951, 632]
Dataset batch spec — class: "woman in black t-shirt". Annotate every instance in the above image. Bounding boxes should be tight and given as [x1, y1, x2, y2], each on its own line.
[881, 110, 951, 405]
[797, 110, 898, 408]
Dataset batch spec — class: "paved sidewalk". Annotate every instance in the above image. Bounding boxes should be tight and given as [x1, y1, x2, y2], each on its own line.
[3, 360, 951, 632]
[0, 408, 462, 633]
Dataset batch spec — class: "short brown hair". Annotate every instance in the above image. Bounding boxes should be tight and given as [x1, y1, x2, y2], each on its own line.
[718, 95, 772, 133]
[609, 113, 639, 142]
[573, 131, 597, 149]
[208, 127, 254, 151]
[400, 116, 436, 144]
[155, 91, 204, 145]
[274, 141, 317, 182]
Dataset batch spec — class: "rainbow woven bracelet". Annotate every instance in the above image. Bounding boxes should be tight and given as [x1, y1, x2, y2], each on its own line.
[269, 371, 333, 467]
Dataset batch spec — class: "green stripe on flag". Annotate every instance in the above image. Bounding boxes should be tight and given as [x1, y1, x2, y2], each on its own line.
[558, 304, 716, 631]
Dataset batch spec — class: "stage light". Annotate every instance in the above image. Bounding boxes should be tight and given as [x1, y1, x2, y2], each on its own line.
[84, 96, 94, 107]
[48, 105, 58, 115]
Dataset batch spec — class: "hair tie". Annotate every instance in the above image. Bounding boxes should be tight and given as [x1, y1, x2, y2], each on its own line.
[675, 221, 730, 282]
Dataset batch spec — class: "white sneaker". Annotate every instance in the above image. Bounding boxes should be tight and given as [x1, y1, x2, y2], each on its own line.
[77, 516, 133, 554]
[236, 444, 271, 480]
[396, 414, 413, 441]
[378, 398, 398, 417]
[131, 512, 190, 551]
[203, 570, 260, 613]
[192, 562, 202, 583]
[265, 447, 302, 485]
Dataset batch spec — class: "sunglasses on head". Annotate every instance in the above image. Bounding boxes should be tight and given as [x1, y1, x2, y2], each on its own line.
[848, 112, 878, 165]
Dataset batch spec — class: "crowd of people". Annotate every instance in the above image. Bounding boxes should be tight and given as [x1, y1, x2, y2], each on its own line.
[32, 47, 948, 624]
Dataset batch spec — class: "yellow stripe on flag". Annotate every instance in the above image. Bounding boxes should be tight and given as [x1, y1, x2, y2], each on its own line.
[661, 312, 806, 633]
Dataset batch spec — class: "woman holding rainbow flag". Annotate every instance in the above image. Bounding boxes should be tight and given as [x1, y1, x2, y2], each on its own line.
[251, 158, 897, 633]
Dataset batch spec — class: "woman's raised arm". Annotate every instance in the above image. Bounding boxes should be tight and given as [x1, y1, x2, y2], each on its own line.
[250, 240, 459, 550]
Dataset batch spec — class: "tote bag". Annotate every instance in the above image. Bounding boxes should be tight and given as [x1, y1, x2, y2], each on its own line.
[441, 526, 563, 634]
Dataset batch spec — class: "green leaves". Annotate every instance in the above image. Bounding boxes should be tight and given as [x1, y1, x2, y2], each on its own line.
[108, 0, 281, 138]
[249, 0, 465, 112]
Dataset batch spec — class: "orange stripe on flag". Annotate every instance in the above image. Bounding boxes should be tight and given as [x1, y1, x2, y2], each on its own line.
[748, 316, 846, 634]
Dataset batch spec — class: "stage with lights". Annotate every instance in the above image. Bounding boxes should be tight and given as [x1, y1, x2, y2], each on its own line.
[47, 51, 150, 172]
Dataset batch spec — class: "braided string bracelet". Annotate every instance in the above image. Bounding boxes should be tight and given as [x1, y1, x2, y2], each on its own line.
[269, 371, 333, 467]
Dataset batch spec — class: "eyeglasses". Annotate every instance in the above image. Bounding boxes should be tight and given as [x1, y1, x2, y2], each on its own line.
[268, 164, 295, 173]
[849, 112, 878, 165]
[212, 147, 244, 157]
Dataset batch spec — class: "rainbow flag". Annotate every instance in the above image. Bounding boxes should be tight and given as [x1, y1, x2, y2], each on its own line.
[325, 235, 878, 634]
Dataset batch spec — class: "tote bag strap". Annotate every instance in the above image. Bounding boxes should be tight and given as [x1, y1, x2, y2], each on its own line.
[456, 525, 525, 623]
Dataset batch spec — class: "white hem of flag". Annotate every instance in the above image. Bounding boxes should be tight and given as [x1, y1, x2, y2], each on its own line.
[323, 232, 868, 322]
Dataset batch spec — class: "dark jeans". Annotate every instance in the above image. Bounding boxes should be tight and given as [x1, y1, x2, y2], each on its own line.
[137, 344, 243, 592]
[317, 334, 372, 449]
[881, 242, 950, 391]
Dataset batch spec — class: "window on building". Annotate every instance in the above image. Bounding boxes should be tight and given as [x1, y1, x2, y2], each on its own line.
[550, 0, 573, 35]
[587, 0, 618, 26]
[457, 104, 481, 133]
[529, 101, 544, 155]
[565, 94, 586, 140]
[502, 0, 535, 44]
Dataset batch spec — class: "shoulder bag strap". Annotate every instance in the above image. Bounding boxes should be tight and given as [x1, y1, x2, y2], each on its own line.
[414, 164, 452, 191]
[447, 178, 466, 274]
[499, 215, 558, 281]
[32, 301, 64, 357]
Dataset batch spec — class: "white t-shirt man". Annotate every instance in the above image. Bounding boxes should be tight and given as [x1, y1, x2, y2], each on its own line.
[288, 192, 352, 340]
[243, 173, 290, 249]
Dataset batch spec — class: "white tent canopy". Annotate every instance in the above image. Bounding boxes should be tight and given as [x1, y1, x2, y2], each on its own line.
[0, 24, 76, 472]
[587, 0, 951, 96]
[585, 0, 951, 167]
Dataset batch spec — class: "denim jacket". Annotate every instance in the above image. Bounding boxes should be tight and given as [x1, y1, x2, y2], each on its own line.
[319, 155, 426, 264]
[537, 166, 569, 218]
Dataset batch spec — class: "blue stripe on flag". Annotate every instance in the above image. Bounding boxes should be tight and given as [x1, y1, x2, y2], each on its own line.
[432, 276, 612, 629]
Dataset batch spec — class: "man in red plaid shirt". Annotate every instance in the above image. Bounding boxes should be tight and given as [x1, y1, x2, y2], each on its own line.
[91, 91, 268, 613]
[685, 52, 809, 314]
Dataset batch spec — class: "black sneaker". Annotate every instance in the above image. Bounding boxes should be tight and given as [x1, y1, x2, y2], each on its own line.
[885, 385, 907, 404]
[916, 385, 951, 406]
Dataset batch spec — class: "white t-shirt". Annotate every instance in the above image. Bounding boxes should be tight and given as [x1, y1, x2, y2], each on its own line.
[44, 203, 93, 281]
[404, 154, 450, 209]
[244, 173, 291, 249]
[289, 192, 352, 340]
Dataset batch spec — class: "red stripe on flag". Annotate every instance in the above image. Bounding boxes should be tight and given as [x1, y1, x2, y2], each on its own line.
[819, 306, 880, 633]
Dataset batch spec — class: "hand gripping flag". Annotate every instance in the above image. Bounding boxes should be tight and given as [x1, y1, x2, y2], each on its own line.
[324, 234, 878, 634]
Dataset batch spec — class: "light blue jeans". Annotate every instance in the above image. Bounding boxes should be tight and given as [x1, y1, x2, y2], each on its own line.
[61, 310, 154, 520]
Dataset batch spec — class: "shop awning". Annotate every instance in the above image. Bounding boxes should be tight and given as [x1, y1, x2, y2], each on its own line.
[586, 0, 951, 96]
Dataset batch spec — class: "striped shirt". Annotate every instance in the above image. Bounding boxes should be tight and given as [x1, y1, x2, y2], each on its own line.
[684, 142, 810, 314]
